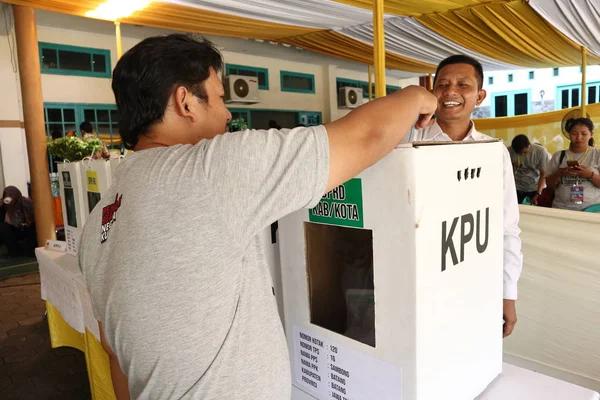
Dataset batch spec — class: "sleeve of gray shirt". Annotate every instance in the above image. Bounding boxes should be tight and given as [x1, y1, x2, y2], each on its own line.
[200, 125, 330, 246]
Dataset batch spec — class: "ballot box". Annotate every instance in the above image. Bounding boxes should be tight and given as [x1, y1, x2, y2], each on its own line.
[81, 159, 113, 216]
[279, 141, 505, 400]
[57, 161, 87, 256]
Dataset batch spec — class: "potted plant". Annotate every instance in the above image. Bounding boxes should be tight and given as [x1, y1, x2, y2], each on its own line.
[47, 136, 105, 162]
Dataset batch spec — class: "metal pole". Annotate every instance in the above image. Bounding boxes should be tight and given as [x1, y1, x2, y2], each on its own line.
[115, 21, 123, 58]
[373, 0, 385, 98]
[368, 65, 373, 101]
[581, 46, 587, 116]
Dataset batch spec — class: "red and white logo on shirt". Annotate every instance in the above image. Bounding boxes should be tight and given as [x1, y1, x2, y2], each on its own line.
[101, 193, 123, 244]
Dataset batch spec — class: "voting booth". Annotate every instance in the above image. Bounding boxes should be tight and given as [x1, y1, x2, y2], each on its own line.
[57, 162, 88, 256]
[279, 141, 505, 400]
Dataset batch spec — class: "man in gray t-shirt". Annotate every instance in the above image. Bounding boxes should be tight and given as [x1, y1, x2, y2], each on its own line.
[78, 34, 436, 399]
[508, 134, 548, 204]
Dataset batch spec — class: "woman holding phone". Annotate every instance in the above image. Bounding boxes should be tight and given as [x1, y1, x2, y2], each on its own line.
[546, 117, 600, 211]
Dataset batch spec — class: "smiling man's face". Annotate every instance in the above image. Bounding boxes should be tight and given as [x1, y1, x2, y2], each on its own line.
[433, 63, 486, 123]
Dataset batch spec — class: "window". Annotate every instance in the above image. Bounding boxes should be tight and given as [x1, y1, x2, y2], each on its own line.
[553, 68, 560, 77]
[44, 103, 119, 172]
[529, 71, 535, 80]
[225, 64, 269, 90]
[386, 85, 401, 96]
[336, 78, 380, 99]
[39, 42, 111, 78]
[490, 90, 531, 117]
[82, 106, 120, 149]
[280, 71, 315, 94]
[298, 112, 321, 126]
[556, 81, 600, 109]
[508, 74, 514, 83]
[488, 77, 494, 85]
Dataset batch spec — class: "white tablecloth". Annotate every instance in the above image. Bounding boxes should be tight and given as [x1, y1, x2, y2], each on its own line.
[36, 247, 100, 340]
[292, 363, 600, 400]
[476, 363, 600, 400]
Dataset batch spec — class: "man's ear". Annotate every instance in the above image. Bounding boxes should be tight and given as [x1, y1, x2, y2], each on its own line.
[172, 86, 197, 122]
[476, 88, 487, 106]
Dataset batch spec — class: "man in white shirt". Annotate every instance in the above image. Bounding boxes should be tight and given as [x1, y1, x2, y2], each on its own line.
[406, 55, 523, 338]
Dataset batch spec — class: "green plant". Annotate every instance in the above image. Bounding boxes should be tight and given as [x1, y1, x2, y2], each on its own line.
[229, 117, 248, 131]
[47, 136, 104, 162]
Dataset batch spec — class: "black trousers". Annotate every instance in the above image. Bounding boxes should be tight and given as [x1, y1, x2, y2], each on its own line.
[517, 190, 538, 204]
[0, 221, 37, 257]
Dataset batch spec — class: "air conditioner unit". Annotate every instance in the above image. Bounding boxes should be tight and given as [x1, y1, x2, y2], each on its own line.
[338, 87, 362, 109]
[224, 75, 260, 104]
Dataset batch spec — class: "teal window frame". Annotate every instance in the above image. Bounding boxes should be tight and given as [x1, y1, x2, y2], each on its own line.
[280, 71, 315, 94]
[386, 85, 401, 96]
[39, 42, 111, 78]
[227, 108, 322, 129]
[225, 64, 269, 90]
[556, 81, 600, 109]
[337, 77, 400, 98]
[337, 78, 371, 99]
[490, 89, 532, 117]
[44, 103, 119, 172]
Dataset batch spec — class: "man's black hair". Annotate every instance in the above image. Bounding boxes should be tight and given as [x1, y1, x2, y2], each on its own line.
[433, 55, 484, 90]
[80, 121, 93, 134]
[112, 34, 223, 149]
[511, 134, 531, 154]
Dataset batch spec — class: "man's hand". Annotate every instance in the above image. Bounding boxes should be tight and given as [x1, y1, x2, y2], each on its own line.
[503, 299, 517, 338]
[531, 194, 539, 205]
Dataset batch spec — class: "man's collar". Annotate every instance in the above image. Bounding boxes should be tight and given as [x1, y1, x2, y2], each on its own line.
[424, 120, 484, 141]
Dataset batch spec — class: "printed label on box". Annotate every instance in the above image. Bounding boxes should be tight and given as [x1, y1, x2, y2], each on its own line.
[309, 179, 363, 228]
[293, 326, 401, 400]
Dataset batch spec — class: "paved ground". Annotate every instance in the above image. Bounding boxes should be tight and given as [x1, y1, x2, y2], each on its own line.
[0, 273, 91, 399]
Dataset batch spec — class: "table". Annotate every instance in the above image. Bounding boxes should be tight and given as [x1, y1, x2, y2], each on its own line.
[36, 247, 116, 400]
[37, 247, 599, 400]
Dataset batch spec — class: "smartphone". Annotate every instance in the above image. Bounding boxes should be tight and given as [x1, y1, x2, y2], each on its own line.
[567, 160, 579, 168]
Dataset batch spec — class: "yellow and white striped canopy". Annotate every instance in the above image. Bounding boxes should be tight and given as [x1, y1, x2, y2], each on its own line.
[4, 0, 600, 72]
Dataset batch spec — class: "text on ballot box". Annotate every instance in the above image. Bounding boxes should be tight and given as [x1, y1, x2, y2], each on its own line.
[294, 326, 402, 400]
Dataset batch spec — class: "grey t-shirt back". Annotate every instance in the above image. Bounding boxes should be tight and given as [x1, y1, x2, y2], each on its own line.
[508, 143, 548, 192]
[79, 126, 330, 399]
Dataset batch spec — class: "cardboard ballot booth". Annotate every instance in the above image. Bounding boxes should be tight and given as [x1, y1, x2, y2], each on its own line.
[58, 162, 88, 256]
[279, 141, 505, 400]
[81, 159, 113, 217]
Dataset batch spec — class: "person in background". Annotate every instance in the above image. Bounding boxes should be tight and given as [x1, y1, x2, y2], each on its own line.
[80, 121, 110, 159]
[508, 134, 548, 205]
[0, 186, 36, 258]
[78, 34, 437, 400]
[268, 119, 282, 130]
[546, 118, 600, 211]
[405, 54, 523, 339]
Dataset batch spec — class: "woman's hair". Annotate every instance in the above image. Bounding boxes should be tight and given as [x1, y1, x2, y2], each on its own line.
[566, 117, 594, 134]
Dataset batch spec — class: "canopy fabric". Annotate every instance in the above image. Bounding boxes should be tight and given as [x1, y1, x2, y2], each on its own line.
[530, 0, 600, 58]
[4, 0, 600, 72]
[161, 0, 375, 29]
[474, 103, 600, 155]
[417, 0, 600, 68]
[282, 30, 436, 73]
[339, 16, 520, 71]
[331, 0, 509, 18]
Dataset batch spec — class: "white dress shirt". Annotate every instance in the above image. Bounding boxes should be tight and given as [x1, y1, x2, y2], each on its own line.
[406, 121, 523, 299]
